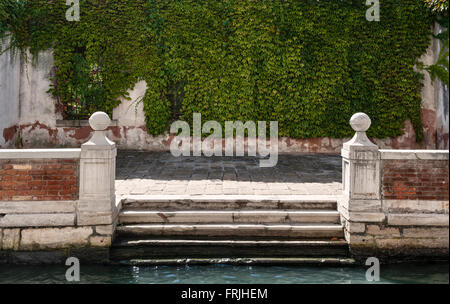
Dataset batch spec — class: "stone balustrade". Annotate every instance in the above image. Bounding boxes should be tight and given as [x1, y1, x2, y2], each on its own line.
[340, 113, 449, 260]
[1, 111, 449, 264]
[0, 112, 118, 263]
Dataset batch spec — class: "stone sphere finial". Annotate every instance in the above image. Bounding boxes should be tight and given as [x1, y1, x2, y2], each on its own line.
[89, 112, 111, 131]
[350, 112, 371, 132]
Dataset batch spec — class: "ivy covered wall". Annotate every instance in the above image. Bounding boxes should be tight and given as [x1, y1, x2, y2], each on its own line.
[0, 0, 435, 141]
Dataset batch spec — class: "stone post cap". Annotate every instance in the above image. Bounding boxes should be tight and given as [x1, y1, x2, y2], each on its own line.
[83, 112, 115, 148]
[89, 112, 111, 131]
[342, 112, 378, 152]
[350, 112, 371, 132]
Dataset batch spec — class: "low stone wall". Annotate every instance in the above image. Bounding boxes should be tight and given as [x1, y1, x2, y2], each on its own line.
[0, 114, 118, 264]
[0, 211, 116, 264]
[340, 113, 449, 261]
[0, 150, 80, 201]
[1, 111, 449, 264]
[381, 152, 449, 201]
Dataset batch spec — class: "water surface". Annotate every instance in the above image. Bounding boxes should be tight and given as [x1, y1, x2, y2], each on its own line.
[0, 263, 448, 284]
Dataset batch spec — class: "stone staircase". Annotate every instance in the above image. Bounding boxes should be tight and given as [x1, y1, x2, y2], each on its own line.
[110, 196, 353, 265]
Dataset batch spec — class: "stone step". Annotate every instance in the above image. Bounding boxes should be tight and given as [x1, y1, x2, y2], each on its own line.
[110, 238, 350, 260]
[121, 195, 338, 211]
[112, 257, 356, 266]
[116, 223, 344, 239]
[119, 210, 341, 224]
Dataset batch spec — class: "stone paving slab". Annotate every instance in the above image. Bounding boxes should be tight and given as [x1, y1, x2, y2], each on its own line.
[115, 151, 342, 197]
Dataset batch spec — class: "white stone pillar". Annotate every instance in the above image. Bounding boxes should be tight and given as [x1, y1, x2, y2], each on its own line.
[340, 113, 385, 249]
[77, 112, 117, 226]
[342, 113, 380, 201]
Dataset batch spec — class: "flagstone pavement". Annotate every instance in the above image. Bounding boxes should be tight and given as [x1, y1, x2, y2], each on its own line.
[115, 151, 342, 197]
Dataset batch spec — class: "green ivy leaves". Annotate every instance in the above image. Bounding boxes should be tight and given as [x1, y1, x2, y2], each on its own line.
[0, 0, 434, 142]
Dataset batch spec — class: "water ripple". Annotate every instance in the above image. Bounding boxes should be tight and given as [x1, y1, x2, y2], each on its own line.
[0, 263, 447, 284]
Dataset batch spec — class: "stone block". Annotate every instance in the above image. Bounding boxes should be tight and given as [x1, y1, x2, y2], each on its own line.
[366, 225, 400, 237]
[12, 164, 32, 170]
[77, 212, 114, 226]
[347, 212, 385, 223]
[383, 200, 449, 214]
[95, 224, 114, 235]
[337, 204, 349, 220]
[2, 228, 20, 250]
[78, 198, 116, 213]
[388, 214, 449, 226]
[0, 213, 75, 228]
[0, 149, 80, 159]
[12, 196, 33, 201]
[344, 230, 375, 246]
[345, 221, 366, 233]
[380, 150, 449, 160]
[402, 227, 449, 238]
[0, 201, 76, 214]
[20, 227, 93, 250]
[89, 235, 112, 247]
[346, 199, 382, 212]
[375, 237, 449, 249]
[350, 161, 380, 200]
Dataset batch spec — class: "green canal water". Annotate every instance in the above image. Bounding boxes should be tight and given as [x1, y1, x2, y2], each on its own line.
[0, 263, 448, 284]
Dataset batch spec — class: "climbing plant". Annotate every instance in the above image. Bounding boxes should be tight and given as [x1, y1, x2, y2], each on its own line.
[420, 0, 449, 86]
[0, 0, 436, 141]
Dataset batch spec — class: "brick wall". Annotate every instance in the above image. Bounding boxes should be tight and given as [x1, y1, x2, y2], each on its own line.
[0, 159, 79, 201]
[382, 159, 449, 201]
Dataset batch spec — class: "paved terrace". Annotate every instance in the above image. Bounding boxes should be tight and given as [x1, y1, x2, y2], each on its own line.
[115, 152, 342, 197]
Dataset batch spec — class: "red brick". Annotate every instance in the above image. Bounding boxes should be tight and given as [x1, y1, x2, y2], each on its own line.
[43, 175, 63, 180]
[59, 190, 75, 195]
[383, 159, 449, 201]
[44, 164, 62, 169]
[29, 170, 45, 175]
[16, 175, 32, 181]
[43, 185, 62, 190]
[59, 169, 75, 175]
[47, 180, 62, 186]
[60, 180, 77, 186]
[62, 160, 76, 164]
[0, 159, 79, 201]
[2, 169, 18, 175]
[44, 169, 61, 175]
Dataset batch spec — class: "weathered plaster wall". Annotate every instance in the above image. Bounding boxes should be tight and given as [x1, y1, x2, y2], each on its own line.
[436, 77, 449, 149]
[434, 24, 449, 150]
[18, 50, 63, 148]
[418, 22, 450, 151]
[110, 80, 168, 150]
[0, 38, 20, 148]
[419, 27, 439, 149]
[0, 31, 446, 152]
